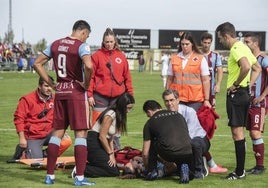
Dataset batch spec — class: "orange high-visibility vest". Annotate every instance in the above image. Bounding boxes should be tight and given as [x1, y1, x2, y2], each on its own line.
[169, 53, 204, 102]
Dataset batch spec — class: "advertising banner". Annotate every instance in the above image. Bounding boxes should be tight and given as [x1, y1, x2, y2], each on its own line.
[158, 30, 207, 49]
[113, 29, 150, 49]
[123, 50, 143, 60]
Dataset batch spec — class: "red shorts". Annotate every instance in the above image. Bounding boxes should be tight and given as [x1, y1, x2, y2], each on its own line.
[246, 107, 265, 132]
[53, 100, 90, 130]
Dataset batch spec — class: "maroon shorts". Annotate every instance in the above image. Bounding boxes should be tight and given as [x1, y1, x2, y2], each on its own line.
[53, 100, 90, 130]
[246, 106, 265, 132]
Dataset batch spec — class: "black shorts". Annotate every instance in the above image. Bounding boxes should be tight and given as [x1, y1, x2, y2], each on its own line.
[226, 87, 250, 127]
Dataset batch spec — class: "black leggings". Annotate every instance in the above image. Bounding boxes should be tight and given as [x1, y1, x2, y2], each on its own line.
[85, 131, 119, 177]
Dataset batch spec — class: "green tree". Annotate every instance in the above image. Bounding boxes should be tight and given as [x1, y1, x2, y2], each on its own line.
[33, 38, 47, 54]
[4, 30, 14, 43]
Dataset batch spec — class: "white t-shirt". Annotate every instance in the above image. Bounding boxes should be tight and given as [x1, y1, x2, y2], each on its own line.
[92, 110, 116, 139]
[167, 52, 210, 76]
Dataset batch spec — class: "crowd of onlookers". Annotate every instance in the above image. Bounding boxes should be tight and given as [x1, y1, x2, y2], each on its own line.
[0, 41, 35, 72]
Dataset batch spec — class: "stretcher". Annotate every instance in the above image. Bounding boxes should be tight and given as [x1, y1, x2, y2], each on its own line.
[18, 156, 75, 169]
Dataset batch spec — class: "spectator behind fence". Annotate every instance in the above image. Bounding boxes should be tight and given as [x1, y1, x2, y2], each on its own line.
[138, 54, 145, 72]
[155, 51, 170, 88]
[10, 76, 72, 161]
[29, 54, 36, 73]
[17, 54, 24, 72]
[0, 42, 5, 63]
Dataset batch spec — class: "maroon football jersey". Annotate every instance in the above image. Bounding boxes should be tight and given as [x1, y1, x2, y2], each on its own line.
[50, 37, 90, 100]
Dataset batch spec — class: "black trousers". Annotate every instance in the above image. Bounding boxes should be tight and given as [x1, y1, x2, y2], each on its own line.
[191, 136, 210, 172]
[148, 141, 193, 172]
[85, 131, 119, 177]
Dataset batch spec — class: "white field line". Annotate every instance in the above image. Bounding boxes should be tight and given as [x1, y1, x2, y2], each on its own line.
[1, 128, 267, 138]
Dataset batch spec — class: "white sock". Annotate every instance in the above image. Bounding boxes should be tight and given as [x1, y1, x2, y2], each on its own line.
[76, 175, 84, 181]
[163, 78, 167, 88]
[47, 174, 55, 180]
[207, 159, 217, 168]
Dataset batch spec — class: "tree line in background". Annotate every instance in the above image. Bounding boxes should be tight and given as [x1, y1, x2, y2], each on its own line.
[0, 29, 48, 54]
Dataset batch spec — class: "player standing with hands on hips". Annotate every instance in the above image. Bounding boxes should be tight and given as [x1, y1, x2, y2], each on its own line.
[34, 20, 95, 186]
[215, 22, 261, 180]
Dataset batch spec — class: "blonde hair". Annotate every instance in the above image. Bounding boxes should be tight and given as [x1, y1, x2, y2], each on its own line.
[101, 28, 120, 50]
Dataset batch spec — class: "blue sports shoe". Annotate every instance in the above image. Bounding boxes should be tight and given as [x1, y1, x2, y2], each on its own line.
[44, 175, 54, 184]
[145, 169, 158, 181]
[74, 177, 95, 186]
[156, 161, 165, 178]
[179, 163, 189, 184]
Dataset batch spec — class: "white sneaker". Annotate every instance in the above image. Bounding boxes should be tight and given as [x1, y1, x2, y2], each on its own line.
[202, 156, 209, 176]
